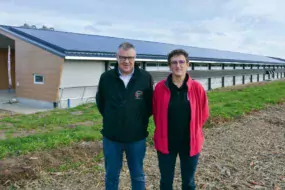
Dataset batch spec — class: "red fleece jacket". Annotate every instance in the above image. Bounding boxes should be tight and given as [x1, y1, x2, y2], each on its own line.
[152, 74, 209, 156]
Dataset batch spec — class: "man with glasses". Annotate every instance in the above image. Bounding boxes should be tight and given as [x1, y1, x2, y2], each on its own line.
[96, 42, 154, 190]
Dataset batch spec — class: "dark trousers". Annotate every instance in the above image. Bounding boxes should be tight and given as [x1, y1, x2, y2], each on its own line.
[103, 137, 146, 190]
[157, 149, 200, 190]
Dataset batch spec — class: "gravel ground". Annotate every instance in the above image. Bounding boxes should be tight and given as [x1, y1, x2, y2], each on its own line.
[1, 103, 285, 190]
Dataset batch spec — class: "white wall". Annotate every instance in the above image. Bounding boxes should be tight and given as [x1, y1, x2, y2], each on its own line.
[57, 61, 284, 107]
[59, 60, 105, 108]
[235, 76, 243, 85]
[195, 66, 208, 70]
[225, 66, 233, 70]
[211, 77, 222, 89]
[195, 78, 208, 90]
[225, 76, 233, 87]
[252, 74, 258, 82]
[244, 75, 251, 84]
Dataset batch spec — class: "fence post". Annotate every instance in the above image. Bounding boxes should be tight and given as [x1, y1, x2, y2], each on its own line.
[250, 64, 253, 82]
[268, 65, 271, 79]
[81, 87, 86, 100]
[208, 63, 211, 90]
[263, 65, 265, 80]
[257, 65, 260, 82]
[221, 64, 225, 87]
[233, 65, 236, 86]
[242, 64, 245, 84]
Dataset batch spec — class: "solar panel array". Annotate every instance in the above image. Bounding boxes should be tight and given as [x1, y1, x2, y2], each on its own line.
[1, 25, 284, 64]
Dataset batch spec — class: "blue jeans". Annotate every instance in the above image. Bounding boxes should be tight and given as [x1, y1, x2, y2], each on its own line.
[157, 150, 200, 190]
[103, 137, 146, 190]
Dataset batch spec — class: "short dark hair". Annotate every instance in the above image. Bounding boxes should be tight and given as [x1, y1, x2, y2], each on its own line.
[167, 49, 189, 65]
[118, 42, 135, 50]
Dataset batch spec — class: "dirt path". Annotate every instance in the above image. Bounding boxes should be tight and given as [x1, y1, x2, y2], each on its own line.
[1, 104, 285, 190]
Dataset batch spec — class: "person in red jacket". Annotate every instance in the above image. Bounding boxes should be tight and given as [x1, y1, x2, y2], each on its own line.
[152, 49, 209, 190]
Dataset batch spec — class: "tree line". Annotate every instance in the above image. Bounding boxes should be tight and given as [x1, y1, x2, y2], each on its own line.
[21, 23, 55, 31]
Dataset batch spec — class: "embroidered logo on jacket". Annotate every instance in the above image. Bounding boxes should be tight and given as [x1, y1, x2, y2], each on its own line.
[134, 91, 143, 99]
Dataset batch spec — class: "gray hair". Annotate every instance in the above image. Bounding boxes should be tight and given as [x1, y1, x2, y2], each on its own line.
[118, 42, 135, 50]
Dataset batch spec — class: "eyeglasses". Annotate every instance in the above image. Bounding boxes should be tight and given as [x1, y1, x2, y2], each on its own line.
[118, 55, 135, 61]
[170, 60, 187, 65]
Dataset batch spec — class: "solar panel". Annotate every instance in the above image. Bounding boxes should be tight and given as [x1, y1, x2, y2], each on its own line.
[1, 25, 285, 64]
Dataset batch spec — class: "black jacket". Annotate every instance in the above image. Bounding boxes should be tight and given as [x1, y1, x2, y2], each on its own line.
[96, 64, 154, 143]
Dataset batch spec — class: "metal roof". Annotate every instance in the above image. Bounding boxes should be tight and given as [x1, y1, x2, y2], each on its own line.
[0, 25, 285, 65]
[268, 57, 285, 62]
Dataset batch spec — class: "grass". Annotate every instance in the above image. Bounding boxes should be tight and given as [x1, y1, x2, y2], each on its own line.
[0, 104, 101, 130]
[208, 81, 285, 122]
[0, 80, 285, 159]
[46, 150, 105, 173]
[47, 161, 84, 172]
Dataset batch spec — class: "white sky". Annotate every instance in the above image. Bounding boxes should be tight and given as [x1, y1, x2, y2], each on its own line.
[1, 0, 285, 58]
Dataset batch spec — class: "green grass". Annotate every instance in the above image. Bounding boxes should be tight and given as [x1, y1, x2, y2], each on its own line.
[0, 104, 101, 130]
[208, 81, 285, 121]
[0, 126, 102, 158]
[0, 80, 285, 159]
[46, 150, 104, 173]
[47, 161, 84, 172]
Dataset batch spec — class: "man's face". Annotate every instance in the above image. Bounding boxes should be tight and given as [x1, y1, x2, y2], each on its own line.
[169, 54, 190, 77]
[116, 48, 136, 75]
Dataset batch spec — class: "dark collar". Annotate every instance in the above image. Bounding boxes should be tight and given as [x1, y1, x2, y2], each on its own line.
[165, 73, 189, 89]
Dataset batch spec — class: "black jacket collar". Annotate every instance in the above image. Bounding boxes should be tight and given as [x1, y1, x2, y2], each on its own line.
[114, 63, 140, 79]
[165, 73, 189, 89]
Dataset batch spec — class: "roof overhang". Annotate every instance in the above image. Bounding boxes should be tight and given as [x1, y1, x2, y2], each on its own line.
[64, 55, 285, 65]
[0, 25, 66, 57]
[64, 56, 167, 62]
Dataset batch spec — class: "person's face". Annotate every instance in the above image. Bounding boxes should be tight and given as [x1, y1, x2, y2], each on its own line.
[116, 48, 136, 75]
[169, 54, 190, 77]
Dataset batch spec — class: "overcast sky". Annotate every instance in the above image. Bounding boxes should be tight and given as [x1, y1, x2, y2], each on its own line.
[1, 0, 285, 58]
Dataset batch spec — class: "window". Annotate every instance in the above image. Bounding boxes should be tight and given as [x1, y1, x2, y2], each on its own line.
[34, 74, 44, 84]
